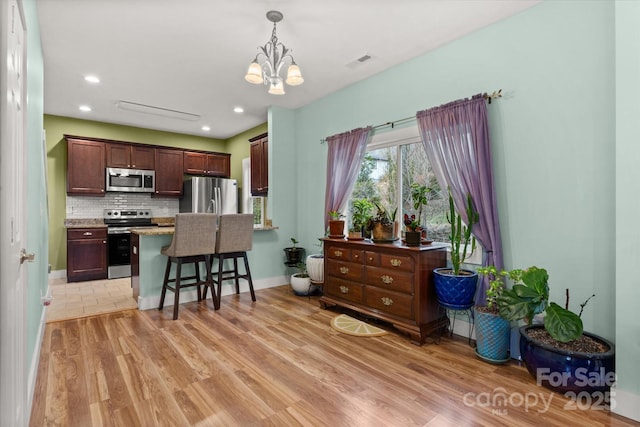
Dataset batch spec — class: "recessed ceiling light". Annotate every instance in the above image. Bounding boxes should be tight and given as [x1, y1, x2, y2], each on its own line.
[79, 105, 92, 112]
[233, 107, 244, 113]
[84, 75, 100, 84]
[201, 126, 211, 131]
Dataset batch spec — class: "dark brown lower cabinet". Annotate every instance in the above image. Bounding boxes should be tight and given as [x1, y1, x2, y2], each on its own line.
[67, 228, 108, 282]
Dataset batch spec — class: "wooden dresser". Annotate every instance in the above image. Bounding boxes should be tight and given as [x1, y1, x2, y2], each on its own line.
[320, 238, 448, 345]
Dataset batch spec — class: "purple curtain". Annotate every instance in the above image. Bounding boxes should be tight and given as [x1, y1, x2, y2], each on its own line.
[324, 127, 372, 230]
[416, 95, 503, 304]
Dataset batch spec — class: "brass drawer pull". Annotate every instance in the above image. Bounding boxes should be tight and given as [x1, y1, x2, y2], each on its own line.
[353, 254, 360, 260]
[390, 259, 402, 267]
[334, 250, 343, 257]
[368, 257, 374, 262]
[339, 286, 349, 294]
[381, 297, 393, 306]
[339, 266, 349, 274]
[83, 232, 93, 236]
[381, 275, 393, 284]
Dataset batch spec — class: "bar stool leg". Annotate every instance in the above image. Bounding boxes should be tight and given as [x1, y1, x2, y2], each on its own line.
[159, 258, 171, 310]
[216, 254, 225, 307]
[173, 260, 182, 320]
[243, 252, 256, 301]
[233, 257, 240, 294]
[194, 261, 202, 302]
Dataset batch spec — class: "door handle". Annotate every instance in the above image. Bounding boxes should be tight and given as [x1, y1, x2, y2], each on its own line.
[20, 249, 35, 264]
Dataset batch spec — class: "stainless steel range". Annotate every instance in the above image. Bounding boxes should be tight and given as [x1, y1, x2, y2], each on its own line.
[104, 209, 156, 279]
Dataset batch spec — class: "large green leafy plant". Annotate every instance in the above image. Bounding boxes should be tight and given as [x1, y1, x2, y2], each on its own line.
[477, 266, 588, 343]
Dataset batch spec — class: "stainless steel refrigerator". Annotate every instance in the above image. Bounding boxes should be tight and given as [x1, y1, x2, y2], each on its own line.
[180, 176, 238, 214]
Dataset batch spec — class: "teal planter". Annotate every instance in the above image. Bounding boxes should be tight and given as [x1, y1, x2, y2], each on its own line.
[474, 307, 511, 364]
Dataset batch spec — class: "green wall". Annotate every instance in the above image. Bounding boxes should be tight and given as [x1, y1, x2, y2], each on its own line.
[24, 0, 47, 403]
[615, 0, 640, 418]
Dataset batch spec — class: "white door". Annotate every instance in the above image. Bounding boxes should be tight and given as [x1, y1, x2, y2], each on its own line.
[0, 0, 29, 425]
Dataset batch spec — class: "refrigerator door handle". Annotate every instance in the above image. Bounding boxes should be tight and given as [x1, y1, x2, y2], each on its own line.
[208, 198, 215, 213]
[216, 188, 221, 215]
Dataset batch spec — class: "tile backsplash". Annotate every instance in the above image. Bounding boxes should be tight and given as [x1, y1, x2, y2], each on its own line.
[66, 193, 179, 219]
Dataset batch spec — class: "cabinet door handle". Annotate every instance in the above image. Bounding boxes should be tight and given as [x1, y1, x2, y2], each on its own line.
[368, 257, 374, 262]
[83, 232, 93, 236]
[390, 259, 402, 267]
[339, 286, 349, 294]
[381, 297, 394, 306]
[353, 254, 360, 260]
[339, 266, 349, 275]
[381, 275, 393, 284]
[334, 250, 343, 257]
[103, 240, 107, 244]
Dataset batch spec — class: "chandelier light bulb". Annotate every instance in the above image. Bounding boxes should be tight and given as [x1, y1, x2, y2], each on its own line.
[286, 62, 304, 86]
[245, 10, 304, 94]
[245, 60, 264, 84]
[268, 78, 285, 95]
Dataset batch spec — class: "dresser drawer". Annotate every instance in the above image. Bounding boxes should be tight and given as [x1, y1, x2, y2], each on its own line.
[67, 228, 107, 240]
[364, 286, 414, 319]
[326, 278, 363, 304]
[380, 253, 414, 272]
[365, 251, 379, 266]
[327, 260, 364, 282]
[365, 266, 414, 294]
[327, 246, 351, 261]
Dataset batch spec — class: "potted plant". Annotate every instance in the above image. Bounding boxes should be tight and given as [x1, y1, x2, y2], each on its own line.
[433, 191, 480, 310]
[327, 210, 345, 238]
[349, 198, 373, 240]
[410, 183, 430, 239]
[283, 237, 305, 266]
[403, 214, 422, 246]
[290, 262, 320, 296]
[367, 202, 398, 242]
[483, 265, 615, 395]
[474, 265, 514, 364]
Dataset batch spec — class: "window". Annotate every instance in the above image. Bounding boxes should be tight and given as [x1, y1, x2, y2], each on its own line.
[252, 197, 265, 228]
[349, 125, 450, 242]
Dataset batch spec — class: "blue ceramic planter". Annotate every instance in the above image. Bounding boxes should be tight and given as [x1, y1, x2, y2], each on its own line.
[519, 325, 616, 395]
[474, 308, 511, 363]
[433, 268, 478, 310]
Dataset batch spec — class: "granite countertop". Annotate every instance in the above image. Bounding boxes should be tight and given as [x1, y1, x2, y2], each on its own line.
[131, 226, 175, 236]
[64, 218, 106, 228]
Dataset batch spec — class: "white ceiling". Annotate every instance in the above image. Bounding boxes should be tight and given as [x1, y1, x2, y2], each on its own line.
[36, 0, 539, 139]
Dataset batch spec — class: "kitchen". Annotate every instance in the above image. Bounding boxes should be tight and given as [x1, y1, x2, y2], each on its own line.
[50, 122, 274, 320]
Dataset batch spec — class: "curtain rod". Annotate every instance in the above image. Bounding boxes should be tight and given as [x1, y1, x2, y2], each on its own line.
[320, 89, 502, 144]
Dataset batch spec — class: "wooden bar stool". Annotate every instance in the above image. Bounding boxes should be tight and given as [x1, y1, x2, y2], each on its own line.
[205, 214, 255, 307]
[158, 213, 218, 319]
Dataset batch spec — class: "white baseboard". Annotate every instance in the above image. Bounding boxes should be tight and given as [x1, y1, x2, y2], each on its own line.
[27, 298, 47, 424]
[137, 275, 288, 311]
[49, 269, 66, 280]
[612, 387, 640, 422]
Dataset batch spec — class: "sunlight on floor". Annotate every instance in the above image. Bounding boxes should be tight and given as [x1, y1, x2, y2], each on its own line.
[46, 277, 137, 323]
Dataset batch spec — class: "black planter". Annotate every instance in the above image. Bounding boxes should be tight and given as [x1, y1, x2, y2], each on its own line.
[405, 231, 421, 246]
[283, 247, 305, 266]
[519, 325, 616, 395]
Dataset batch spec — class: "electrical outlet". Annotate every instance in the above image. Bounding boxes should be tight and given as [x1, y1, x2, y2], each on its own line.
[66, 205, 72, 214]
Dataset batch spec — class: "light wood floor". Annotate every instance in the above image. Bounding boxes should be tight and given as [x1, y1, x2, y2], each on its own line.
[47, 277, 137, 323]
[30, 285, 635, 426]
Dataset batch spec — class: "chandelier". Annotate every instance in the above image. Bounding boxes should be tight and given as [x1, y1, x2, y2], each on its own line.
[244, 10, 304, 95]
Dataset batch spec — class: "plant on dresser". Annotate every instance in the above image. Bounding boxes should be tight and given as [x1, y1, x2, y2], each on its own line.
[319, 238, 448, 344]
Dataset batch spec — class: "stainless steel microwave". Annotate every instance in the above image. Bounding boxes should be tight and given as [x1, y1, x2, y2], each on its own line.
[106, 167, 155, 193]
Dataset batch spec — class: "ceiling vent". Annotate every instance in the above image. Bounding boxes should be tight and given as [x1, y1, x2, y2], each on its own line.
[116, 101, 200, 121]
[345, 53, 374, 69]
